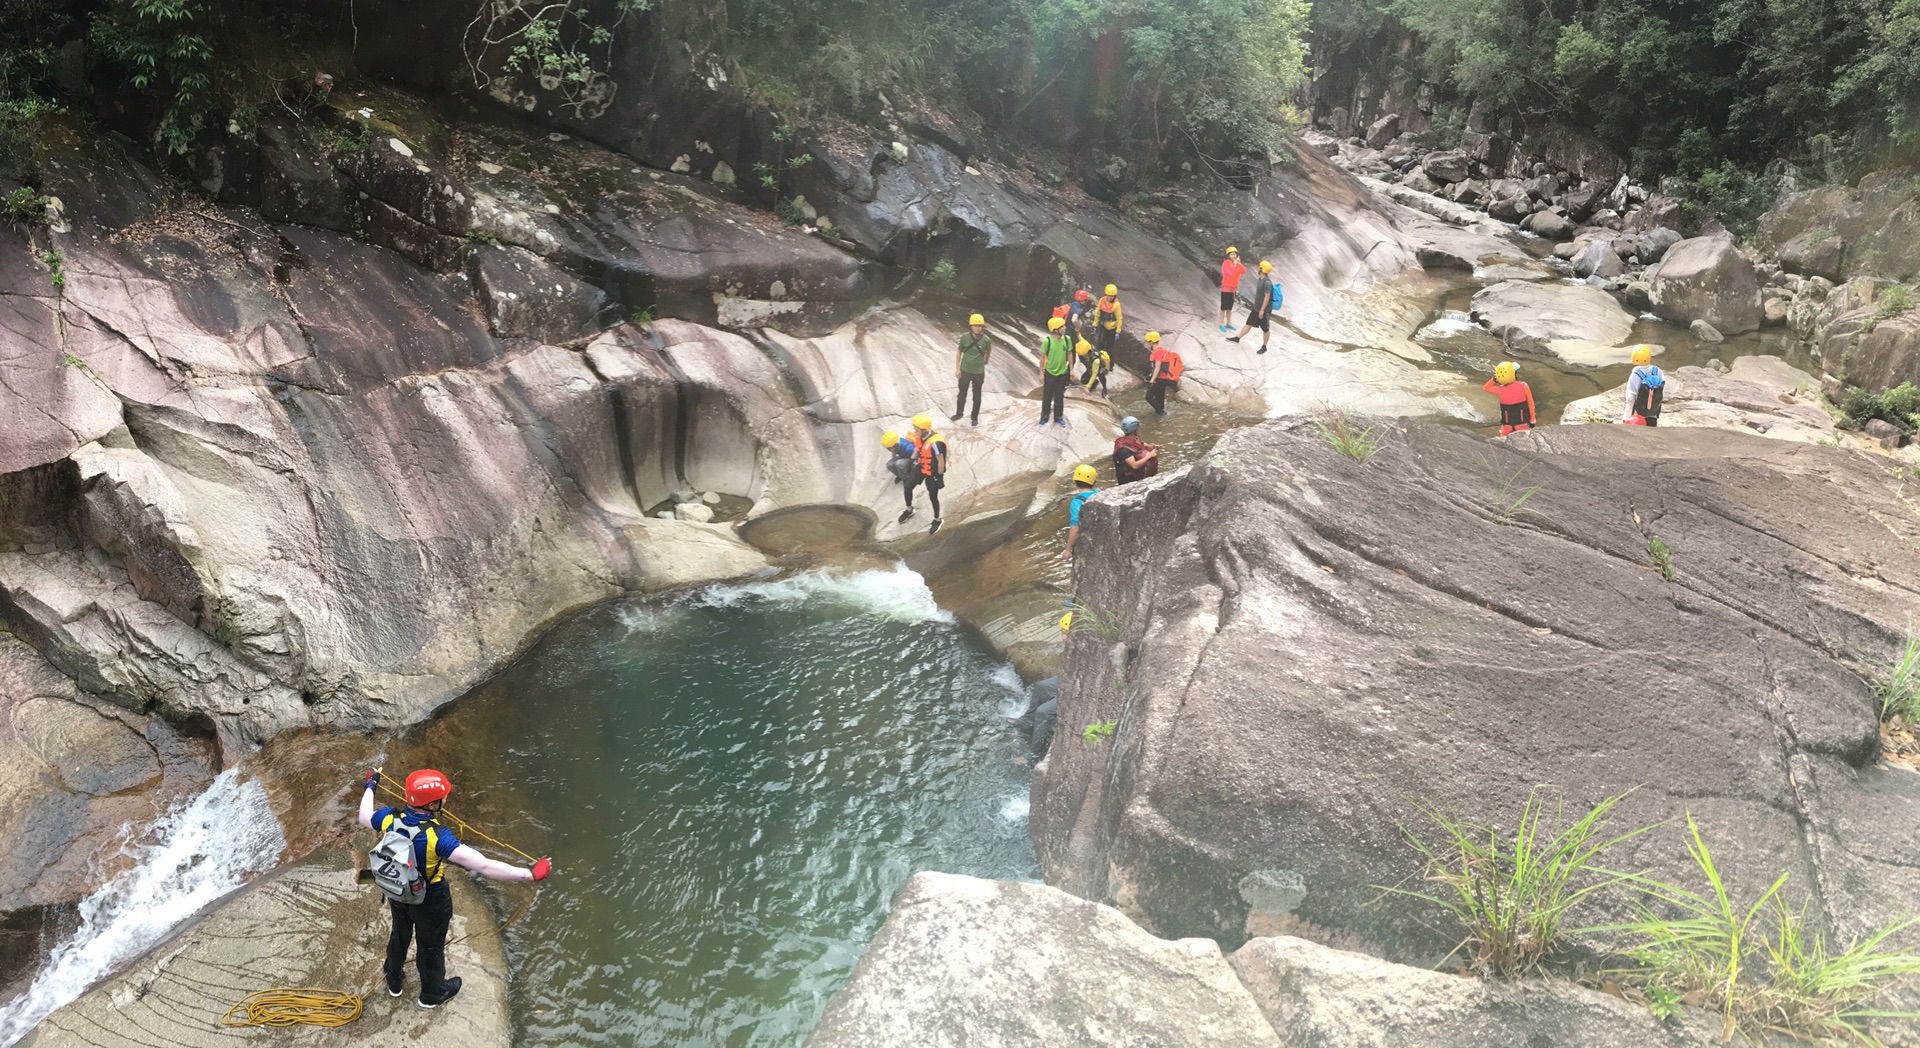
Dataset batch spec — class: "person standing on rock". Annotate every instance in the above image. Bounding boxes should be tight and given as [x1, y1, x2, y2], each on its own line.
[1218, 247, 1246, 332]
[1061, 463, 1099, 561]
[1112, 416, 1160, 483]
[1067, 288, 1094, 345]
[1227, 260, 1279, 354]
[896, 420, 927, 523]
[952, 313, 992, 427]
[1626, 344, 1666, 426]
[1077, 338, 1110, 397]
[1094, 284, 1123, 357]
[1039, 317, 1073, 427]
[359, 768, 551, 1010]
[913, 413, 949, 534]
[1144, 332, 1181, 416]
[1484, 361, 1537, 435]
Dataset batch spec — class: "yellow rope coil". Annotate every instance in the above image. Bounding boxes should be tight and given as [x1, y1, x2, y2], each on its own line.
[221, 988, 364, 1028]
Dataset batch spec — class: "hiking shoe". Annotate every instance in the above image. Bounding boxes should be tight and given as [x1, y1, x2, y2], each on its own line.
[418, 977, 462, 1010]
[1055, 420, 1068, 428]
[897, 507, 914, 524]
[928, 518, 943, 535]
[1218, 324, 1230, 332]
[969, 418, 978, 427]
[1257, 345, 1268, 355]
[385, 971, 404, 998]
[1226, 335, 1241, 343]
[949, 413, 961, 422]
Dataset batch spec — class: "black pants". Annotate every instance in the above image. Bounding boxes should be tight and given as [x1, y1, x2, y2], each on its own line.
[955, 371, 984, 423]
[387, 880, 453, 996]
[1146, 377, 1177, 415]
[1095, 326, 1117, 355]
[924, 474, 943, 517]
[1039, 371, 1070, 423]
[903, 472, 922, 508]
[1083, 367, 1107, 396]
[1643, 414, 1660, 427]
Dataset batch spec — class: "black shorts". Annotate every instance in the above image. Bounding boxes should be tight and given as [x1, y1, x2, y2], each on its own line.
[1220, 290, 1236, 310]
[1248, 312, 1270, 332]
[923, 474, 945, 491]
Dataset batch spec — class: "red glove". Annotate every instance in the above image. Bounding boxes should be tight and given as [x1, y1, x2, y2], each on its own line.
[529, 858, 552, 882]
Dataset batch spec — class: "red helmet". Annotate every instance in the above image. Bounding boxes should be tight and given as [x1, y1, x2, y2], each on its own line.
[1075, 289, 1092, 302]
[405, 769, 451, 806]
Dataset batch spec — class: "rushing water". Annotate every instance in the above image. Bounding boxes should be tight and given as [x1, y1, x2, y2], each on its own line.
[394, 566, 1039, 1047]
[0, 772, 284, 1047]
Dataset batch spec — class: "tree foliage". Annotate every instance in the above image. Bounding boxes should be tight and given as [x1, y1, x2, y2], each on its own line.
[725, 0, 1312, 157]
[1314, 0, 1920, 179]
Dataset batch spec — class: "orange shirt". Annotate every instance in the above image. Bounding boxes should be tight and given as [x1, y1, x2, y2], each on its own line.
[1220, 257, 1247, 291]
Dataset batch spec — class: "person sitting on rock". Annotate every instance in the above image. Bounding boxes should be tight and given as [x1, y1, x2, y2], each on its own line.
[1626, 344, 1665, 427]
[1218, 246, 1246, 332]
[896, 420, 927, 523]
[1095, 284, 1123, 357]
[1077, 338, 1110, 397]
[1227, 260, 1280, 354]
[359, 768, 551, 1010]
[1144, 332, 1182, 417]
[1112, 416, 1160, 483]
[1484, 361, 1537, 436]
[1061, 463, 1099, 561]
[882, 430, 916, 484]
[913, 414, 949, 535]
[951, 313, 992, 427]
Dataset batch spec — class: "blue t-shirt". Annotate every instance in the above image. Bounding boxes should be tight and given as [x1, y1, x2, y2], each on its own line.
[373, 806, 463, 883]
[1069, 488, 1098, 527]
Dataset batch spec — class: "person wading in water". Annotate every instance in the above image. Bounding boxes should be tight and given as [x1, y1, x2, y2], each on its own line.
[359, 768, 552, 1009]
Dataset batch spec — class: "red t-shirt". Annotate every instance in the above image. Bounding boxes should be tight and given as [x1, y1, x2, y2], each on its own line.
[1220, 258, 1247, 291]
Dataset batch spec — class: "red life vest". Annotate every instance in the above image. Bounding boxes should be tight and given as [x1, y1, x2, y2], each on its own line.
[1151, 347, 1183, 382]
[1492, 381, 1534, 427]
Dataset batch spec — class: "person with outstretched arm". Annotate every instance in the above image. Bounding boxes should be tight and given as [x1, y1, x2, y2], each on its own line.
[1227, 260, 1280, 354]
[359, 768, 552, 1010]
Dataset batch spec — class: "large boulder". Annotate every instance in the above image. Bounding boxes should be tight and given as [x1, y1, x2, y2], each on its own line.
[1776, 228, 1846, 282]
[1560, 357, 1835, 442]
[1420, 150, 1472, 185]
[1757, 173, 1920, 284]
[1033, 421, 1920, 965]
[1650, 236, 1762, 334]
[1468, 279, 1637, 363]
[1817, 297, 1920, 393]
[1229, 936, 1717, 1047]
[806, 872, 1284, 1048]
[1365, 113, 1401, 150]
[1520, 210, 1576, 240]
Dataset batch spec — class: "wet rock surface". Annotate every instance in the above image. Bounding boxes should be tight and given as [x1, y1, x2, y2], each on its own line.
[1560, 356, 1837, 442]
[1468, 279, 1637, 362]
[15, 847, 511, 1048]
[1035, 421, 1920, 968]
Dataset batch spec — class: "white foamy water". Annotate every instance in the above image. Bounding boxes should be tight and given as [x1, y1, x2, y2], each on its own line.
[0, 771, 284, 1046]
[996, 794, 1031, 824]
[682, 565, 952, 624]
[988, 665, 1031, 718]
[1414, 311, 1481, 342]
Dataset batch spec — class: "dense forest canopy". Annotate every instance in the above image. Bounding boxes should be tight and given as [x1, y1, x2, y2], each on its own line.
[1313, 0, 1920, 180]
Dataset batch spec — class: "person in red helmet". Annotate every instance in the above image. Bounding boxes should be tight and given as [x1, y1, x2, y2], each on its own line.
[358, 768, 552, 1009]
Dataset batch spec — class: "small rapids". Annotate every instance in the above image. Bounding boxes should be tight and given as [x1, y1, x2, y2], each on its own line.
[0, 772, 284, 1046]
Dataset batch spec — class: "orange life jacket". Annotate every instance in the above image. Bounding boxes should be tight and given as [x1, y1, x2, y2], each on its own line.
[1151, 347, 1183, 382]
[916, 431, 946, 476]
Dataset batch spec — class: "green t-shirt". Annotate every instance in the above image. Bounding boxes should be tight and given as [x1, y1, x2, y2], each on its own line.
[958, 331, 992, 374]
[1042, 335, 1072, 376]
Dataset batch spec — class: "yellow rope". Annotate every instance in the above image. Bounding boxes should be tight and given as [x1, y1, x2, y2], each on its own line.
[221, 989, 363, 1028]
[220, 775, 542, 1028]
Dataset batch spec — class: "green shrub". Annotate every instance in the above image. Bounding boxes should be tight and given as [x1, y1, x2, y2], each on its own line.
[1383, 787, 1654, 976]
[1839, 382, 1920, 435]
[3, 185, 47, 224]
[1648, 537, 1674, 581]
[1082, 720, 1117, 745]
[774, 197, 809, 226]
[1879, 627, 1920, 724]
[1604, 815, 1920, 1042]
[927, 257, 957, 290]
[90, 0, 215, 155]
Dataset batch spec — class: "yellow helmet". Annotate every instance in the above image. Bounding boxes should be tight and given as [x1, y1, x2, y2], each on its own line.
[881, 430, 900, 448]
[1073, 464, 1098, 484]
[968, 313, 985, 326]
[1631, 344, 1653, 366]
[1144, 331, 1161, 343]
[1059, 612, 1074, 633]
[1226, 246, 1239, 255]
[1105, 283, 1118, 296]
[1494, 361, 1518, 385]
[912, 413, 933, 431]
[1259, 260, 1273, 273]
[1048, 316, 1066, 331]
[1075, 339, 1092, 356]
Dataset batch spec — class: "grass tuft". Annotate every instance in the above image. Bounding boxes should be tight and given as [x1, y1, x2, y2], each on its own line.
[1315, 409, 1387, 464]
[1877, 626, 1920, 723]
[1382, 787, 1654, 977]
[1648, 537, 1675, 581]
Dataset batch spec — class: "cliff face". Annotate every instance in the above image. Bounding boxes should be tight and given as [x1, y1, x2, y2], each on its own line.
[1035, 420, 1920, 961]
